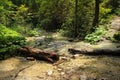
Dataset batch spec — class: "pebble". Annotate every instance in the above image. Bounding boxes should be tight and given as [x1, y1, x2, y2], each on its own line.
[80, 74, 87, 80]
[58, 68, 62, 71]
[60, 57, 69, 60]
[47, 70, 53, 76]
[72, 54, 80, 59]
[60, 72, 65, 75]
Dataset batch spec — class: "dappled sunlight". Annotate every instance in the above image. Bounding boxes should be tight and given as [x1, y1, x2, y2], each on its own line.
[59, 56, 97, 68]
[15, 63, 55, 79]
[93, 42, 120, 50]
[62, 56, 120, 79]
[86, 56, 120, 79]
[0, 0, 120, 79]
[0, 53, 120, 79]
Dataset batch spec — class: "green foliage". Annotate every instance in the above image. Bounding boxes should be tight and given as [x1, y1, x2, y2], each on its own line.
[115, 8, 120, 16]
[60, 0, 94, 38]
[27, 29, 39, 37]
[85, 27, 107, 44]
[8, 4, 28, 26]
[0, 0, 119, 40]
[17, 4, 28, 13]
[100, 6, 111, 18]
[99, 0, 112, 24]
[0, 0, 15, 25]
[11, 25, 26, 34]
[107, 0, 120, 15]
[11, 25, 40, 37]
[0, 24, 26, 59]
[36, 0, 69, 31]
[58, 29, 73, 38]
[39, 18, 52, 30]
[60, 18, 74, 37]
[112, 32, 120, 42]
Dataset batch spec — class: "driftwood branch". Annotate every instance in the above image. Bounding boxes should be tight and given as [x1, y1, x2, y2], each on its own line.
[53, 59, 65, 66]
[68, 48, 120, 56]
[18, 46, 59, 63]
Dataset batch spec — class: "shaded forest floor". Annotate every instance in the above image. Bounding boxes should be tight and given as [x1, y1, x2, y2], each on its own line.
[0, 17, 120, 80]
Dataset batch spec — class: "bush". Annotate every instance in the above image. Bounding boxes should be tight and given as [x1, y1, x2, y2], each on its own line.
[0, 24, 26, 59]
[27, 29, 39, 37]
[59, 19, 77, 38]
[11, 25, 26, 34]
[85, 27, 107, 44]
[11, 26, 40, 37]
[112, 32, 120, 42]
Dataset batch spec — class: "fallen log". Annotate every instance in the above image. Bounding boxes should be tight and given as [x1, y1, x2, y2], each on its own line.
[18, 46, 59, 63]
[68, 48, 120, 56]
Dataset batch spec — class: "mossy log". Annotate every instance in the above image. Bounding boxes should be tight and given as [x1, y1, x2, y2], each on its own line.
[68, 48, 120, 56]
[18, 46, 59, 63]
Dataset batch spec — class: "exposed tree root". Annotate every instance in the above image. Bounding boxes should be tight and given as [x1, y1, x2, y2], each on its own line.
[14, 64, 34, 79]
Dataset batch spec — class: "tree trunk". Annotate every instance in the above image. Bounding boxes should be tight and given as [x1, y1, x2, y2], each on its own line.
[74, 0, 78, 37]
[68, 48, 120, 56]
[92, 0, 100, 32]
[18, 46, 59, 63]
